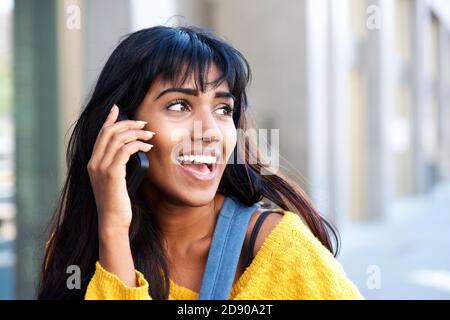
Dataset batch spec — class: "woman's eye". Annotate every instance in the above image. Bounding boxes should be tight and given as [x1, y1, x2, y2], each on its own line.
[167, 100, 232, 116]
[215, 105, 233, 116]
[167, 100, 190, 112]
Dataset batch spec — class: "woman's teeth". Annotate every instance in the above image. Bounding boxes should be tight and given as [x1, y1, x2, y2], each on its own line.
[176, 155, 217, 165]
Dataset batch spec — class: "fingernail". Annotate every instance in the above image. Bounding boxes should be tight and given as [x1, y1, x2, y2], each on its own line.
[110, 105, 118, 112]
[144, 130, 155, 135]
[136, 120, 147, 125]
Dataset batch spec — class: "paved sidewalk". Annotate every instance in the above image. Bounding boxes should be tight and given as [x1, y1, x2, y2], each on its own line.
[338, 182, 450, 299]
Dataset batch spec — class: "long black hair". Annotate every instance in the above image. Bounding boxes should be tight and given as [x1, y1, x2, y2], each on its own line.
[38, 25, 339, 300]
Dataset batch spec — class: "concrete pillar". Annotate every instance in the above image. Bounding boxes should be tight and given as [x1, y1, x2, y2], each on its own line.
[437, 20, 450, 180]
[14, 0, 60, 299]
[411, 0, 429, 194]
[304, 0, 332, 218]
[57, 0, 86, 184]
[328, 0, 351, 225]
[364, 0, 394, 218]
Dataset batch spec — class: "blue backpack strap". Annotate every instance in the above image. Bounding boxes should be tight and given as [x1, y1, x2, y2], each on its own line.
[198, 195, 261, 300]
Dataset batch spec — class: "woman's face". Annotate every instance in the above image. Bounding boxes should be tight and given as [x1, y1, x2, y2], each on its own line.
[134, 64, 237, 206]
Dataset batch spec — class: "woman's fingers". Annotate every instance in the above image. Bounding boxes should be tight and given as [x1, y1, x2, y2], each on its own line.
[101, 129, 155, 166]
[87, 106, 154, 235]
[91, 105, 120, 160]
[108, 141, 153, 173]
[90, 105, 148, 166]
[104, 104, 119, 127]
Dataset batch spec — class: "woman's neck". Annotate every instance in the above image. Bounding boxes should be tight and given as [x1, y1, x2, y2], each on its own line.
[141, 188, 225, 257]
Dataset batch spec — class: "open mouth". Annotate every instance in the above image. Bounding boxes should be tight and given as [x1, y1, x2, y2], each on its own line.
[176, 155, 218, 180]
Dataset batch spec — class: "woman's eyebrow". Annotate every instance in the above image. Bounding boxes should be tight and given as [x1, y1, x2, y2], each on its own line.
[155, 87, 235, 102]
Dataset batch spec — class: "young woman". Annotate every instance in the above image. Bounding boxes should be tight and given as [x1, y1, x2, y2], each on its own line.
[38, 25, 362, 300]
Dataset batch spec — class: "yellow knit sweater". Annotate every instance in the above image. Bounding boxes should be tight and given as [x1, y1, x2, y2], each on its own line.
[85, 209, 363, 300]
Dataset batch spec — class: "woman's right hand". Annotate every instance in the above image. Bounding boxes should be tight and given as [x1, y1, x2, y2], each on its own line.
[87, 104, 155, 233]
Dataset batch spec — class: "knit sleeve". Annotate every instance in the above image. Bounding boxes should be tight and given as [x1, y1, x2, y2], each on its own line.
[84, 261, 152, 300]
[273, 211, 364, 299]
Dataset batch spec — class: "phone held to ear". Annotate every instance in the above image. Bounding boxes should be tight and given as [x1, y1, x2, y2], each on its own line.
[117, 112, 150, 196]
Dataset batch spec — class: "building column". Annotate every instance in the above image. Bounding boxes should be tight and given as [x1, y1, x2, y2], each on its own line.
[364, 0, 394, 218]
[411, 0, 429, 194]
[14, 0, 59, 299]
[328, 0, 351, 225]
[304, 0, 332, 218]
[437, 20, 450, 180]
[56, 0, 85, 183]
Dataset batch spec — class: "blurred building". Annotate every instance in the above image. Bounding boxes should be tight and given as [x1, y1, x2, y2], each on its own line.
[2, 0, 449, 299]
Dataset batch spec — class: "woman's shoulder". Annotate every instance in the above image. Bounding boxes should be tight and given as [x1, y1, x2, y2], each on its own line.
[248, 209, 342, 273]
[250, 208, 334, 265]
[247, 208, 311, 255]
[245, 208, 284, 250]
[246, 208, 363, 299]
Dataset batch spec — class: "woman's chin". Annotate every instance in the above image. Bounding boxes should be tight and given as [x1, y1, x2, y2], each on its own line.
[174, 186, 218, 206]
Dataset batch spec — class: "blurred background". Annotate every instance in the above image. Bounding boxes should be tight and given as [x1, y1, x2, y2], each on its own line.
[0, 0, 449, 299]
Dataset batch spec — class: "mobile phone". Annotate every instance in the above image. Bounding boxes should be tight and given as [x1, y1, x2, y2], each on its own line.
[117, 112, 150, 196]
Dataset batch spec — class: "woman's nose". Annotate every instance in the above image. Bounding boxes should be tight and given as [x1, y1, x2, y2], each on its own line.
[192, 108, 222, 142]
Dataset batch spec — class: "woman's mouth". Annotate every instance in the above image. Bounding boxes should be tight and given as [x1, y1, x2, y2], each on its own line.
[176, 154, 218, 181]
